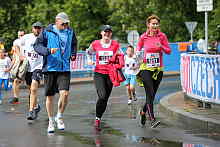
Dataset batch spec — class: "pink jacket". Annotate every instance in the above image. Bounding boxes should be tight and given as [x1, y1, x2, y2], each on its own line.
[136, 30, 171, 67]
[108, 53, 125, 87]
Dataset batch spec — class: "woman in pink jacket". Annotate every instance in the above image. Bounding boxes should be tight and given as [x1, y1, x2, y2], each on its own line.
[136, 15, 171, 128]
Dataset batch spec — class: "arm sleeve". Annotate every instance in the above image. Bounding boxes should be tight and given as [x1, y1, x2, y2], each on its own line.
[135, 36, 144, 59]
[71, 31, 77, 56]
[34, 31, 51, 56]
[136, 36, 144, 52]
[161, 34, 171, 54]
[86, 44, 95, 63]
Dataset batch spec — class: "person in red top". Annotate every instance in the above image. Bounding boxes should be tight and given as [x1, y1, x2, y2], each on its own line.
[136, 15, 171, 128]
[86, 25, 121, 130]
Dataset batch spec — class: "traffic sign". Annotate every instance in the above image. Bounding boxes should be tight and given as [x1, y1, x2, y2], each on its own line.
[127, 30, 139, 47]
[185, 22, 197, 41]
[185, 22, 197, 34]
[197, 0, 213, 12]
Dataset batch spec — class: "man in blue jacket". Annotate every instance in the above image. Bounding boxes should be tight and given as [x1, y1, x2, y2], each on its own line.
[34, 12, 77, 133]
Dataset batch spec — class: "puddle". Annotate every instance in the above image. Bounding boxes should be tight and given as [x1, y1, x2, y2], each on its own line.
[56, 132, 95, 146]
[125, 135, 212, 147]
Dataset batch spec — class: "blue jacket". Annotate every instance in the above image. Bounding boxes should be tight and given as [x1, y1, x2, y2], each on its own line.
[34, 24, 77, 72]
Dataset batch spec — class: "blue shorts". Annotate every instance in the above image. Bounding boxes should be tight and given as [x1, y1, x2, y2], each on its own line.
[123, 74, 136, 86]
[0, 79, 9, 90]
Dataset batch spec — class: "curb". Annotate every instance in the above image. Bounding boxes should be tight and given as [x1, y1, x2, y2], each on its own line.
[159, 91, 220, 131]
[163, 71, 180, 77]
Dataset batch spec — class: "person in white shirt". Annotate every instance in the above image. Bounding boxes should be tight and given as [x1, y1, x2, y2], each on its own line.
[13, 30, 25, 49]
[10, 22, 43, 121]
[0, 49, 11, 104]
[23, 22, 43, 121]
[9, 30, 25, 104]
[123, 45, 139, 105]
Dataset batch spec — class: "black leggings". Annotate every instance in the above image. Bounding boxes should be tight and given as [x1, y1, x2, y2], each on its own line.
[139, 70, 163, 120]
[94, 72, 113, 119]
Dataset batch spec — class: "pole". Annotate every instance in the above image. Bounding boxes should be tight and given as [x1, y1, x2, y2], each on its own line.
[205, 11, 208, 53]
[190, 32, 193, 42]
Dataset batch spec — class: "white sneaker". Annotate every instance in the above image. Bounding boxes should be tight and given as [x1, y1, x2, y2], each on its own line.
[55, 117, 65, 130]
[48, 121, 55, 133]
[128, 99, 132, 105]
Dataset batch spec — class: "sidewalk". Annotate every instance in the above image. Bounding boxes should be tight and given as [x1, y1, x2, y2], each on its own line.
[159, 91, 220, 131]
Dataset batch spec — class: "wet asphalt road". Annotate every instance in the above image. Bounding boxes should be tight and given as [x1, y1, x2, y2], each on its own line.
[0, 76, 220, 147]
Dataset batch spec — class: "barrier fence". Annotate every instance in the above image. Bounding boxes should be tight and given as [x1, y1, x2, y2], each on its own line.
[180, 53, 220, 104]
[70, 42, 181, 74]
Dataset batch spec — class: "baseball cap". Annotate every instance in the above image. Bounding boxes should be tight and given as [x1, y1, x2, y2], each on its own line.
[32, 21, 43, 27]
[100, 25, 112, 32]
[56, 12, 70, 23]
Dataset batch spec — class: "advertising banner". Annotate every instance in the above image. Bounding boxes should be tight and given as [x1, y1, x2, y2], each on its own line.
[181, 53, 220, 104]
[70, 52, 95, 71]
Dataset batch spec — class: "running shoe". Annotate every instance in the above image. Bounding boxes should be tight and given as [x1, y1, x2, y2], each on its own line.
[27, 111, 37, 120]
[34, 104, 41, 113]
[133, 92, 137, 101]
[128, 99, 132, 105]
[94, 119, 101, 131]
[150, 119, 160, 128]
[48, 121, 55, 133]
[55, 117, 65, 130]
[140, 111, 146, 126]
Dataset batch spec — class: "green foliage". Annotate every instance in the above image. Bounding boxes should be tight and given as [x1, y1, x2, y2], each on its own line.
[0, 0, 220, 50]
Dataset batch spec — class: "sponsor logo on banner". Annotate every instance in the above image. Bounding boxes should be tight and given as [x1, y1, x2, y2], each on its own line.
[181, 53, 220, 104]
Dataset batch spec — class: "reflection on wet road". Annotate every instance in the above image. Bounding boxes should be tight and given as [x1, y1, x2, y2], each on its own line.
[0, 76, 219, 147]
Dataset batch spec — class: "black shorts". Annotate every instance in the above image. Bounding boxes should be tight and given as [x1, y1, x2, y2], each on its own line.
[44, 72, 70, 96]
[25, 69, 42, 86]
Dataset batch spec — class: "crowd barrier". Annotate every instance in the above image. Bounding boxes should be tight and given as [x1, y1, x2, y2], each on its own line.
[70, 42, 181, 76]
[183, 144, 208, 147]
[180, 53, 220, 104]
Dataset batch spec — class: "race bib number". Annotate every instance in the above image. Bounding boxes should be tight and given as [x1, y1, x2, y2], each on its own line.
[24, 50, 39, 61]
[145, 53, 160, 67]
[98, 51, 113, 65]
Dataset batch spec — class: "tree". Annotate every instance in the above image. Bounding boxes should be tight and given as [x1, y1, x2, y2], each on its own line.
[64, 0, 111, 50]
[0, 0, 29, 50]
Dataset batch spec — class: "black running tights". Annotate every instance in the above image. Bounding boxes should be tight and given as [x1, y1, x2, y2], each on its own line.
[94, 72, 113, 119]
[139, 70, 163, 120]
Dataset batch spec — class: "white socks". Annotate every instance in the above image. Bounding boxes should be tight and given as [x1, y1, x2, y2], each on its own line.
[56, 112, 63, 119]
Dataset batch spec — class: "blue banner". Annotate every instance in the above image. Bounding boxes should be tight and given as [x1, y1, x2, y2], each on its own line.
[181, 53, 220, 104]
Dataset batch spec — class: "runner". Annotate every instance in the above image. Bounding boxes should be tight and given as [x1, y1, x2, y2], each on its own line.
[20, 22, 43, 120]
[86, 25, 123, 130]
[136, 15, 171, 128]
[34, 12, 77, 133]
[123, 45, 139, 105]
[8, 30, 25, 104]
[13, 30, 25, 47]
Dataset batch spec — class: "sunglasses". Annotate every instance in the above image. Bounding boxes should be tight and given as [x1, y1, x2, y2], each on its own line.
[61, 23, 68, 26]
